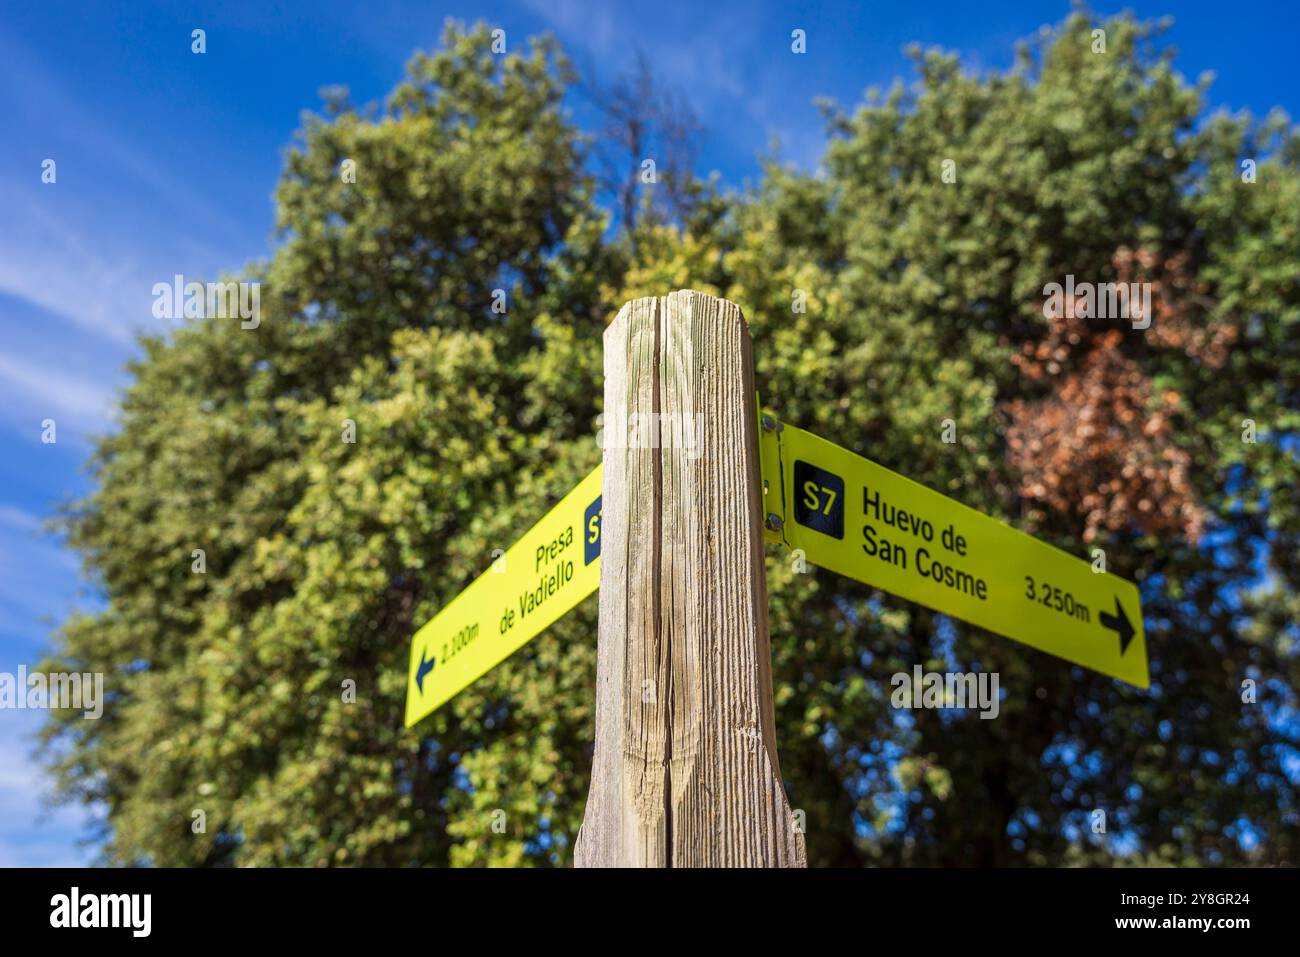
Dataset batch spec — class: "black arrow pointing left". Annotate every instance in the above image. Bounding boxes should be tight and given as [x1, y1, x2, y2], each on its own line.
[415, 648, 436, 691]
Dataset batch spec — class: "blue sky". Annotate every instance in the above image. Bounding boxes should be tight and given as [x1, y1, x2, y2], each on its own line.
[1, 0, 1297, 866]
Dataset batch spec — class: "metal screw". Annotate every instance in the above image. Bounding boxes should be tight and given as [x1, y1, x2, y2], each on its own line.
[761, 414, 777, 432]
[766, 513, 784, 532]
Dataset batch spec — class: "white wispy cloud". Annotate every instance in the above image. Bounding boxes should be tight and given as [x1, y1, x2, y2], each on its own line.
[0, 713, 95, 867]
[0, 514, 84, 635]
[0, 29, 253, 348]
[0, 352, 118, 435]
[0, 29, 250, 251]
[0, 192, 153, 346]
[517, 0, 827, 174]
[519, 0, 620, 55]
[0, 505, 42, 534]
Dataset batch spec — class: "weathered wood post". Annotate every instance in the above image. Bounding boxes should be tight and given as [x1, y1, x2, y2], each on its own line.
[575, 290, 806, 867]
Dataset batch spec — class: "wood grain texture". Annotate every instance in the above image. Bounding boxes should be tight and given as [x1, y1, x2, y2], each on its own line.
[575, 291, 805, 868]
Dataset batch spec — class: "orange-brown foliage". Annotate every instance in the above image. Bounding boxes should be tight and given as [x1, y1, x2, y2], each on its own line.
[1005, 248, 1237, 544]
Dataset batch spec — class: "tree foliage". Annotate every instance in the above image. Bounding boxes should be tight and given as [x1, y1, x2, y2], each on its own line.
[43, 14, 1299, 866]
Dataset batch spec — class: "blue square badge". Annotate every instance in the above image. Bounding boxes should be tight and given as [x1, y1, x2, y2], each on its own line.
[584, 495, 602, 565]
[793, 460, 844, 540]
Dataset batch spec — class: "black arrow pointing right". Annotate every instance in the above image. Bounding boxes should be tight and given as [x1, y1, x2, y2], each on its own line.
[1099, 597, 1136, 656]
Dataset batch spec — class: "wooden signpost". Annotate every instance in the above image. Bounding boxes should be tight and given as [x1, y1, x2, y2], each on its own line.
[402, 289, 1149, 867]
[573, 292, 806, 867]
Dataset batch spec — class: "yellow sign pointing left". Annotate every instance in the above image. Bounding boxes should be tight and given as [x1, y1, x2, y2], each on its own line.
[404, 466, 603, 727]
[760, 420, 1148, 688]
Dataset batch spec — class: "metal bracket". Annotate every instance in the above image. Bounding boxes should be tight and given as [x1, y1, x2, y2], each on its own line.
[756, 395, 789, 549]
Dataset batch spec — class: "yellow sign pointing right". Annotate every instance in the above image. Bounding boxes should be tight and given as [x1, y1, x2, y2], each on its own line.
[762, 420, 1148, 688]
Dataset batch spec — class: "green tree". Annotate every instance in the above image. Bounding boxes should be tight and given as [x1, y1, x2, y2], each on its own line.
[697, 11, 1299, 865]
[43, 13, 1299, 867]
[43, 23, 616, 866]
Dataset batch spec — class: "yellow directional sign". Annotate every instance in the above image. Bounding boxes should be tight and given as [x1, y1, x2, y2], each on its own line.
[761, 420, 1148, 688]
[405, 465, 603, 727]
